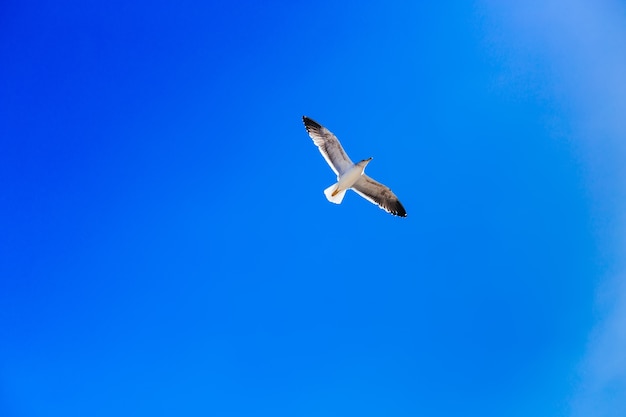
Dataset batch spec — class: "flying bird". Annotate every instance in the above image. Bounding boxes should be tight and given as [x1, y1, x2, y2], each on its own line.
[302, 116, 407, 217]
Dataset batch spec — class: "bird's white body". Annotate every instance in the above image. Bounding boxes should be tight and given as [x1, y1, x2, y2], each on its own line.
[324, 158, 371, 204]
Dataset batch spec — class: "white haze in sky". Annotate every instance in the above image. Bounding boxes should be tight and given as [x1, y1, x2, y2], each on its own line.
[483, 1, 626, 416]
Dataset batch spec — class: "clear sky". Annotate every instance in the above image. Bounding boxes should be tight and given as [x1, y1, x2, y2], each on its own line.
[1, 1, 625, 416]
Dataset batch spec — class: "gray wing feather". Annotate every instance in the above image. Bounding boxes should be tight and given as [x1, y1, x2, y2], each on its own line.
[352, 175, 407, 217]
[303, 116, 353, 176]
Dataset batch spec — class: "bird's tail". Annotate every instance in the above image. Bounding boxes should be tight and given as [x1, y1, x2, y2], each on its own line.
[323, 183, 346, 204]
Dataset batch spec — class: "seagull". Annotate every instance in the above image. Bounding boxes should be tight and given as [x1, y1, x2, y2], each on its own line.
[302, 116, 407, 217]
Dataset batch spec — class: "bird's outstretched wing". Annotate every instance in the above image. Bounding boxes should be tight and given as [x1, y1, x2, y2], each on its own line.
[302, 116, 353, 176]
[352, 175, 407, 217]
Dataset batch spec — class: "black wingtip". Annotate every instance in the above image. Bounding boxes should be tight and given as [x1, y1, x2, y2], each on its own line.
[302, 116, 321, 130]
[394, 201, 407, 218]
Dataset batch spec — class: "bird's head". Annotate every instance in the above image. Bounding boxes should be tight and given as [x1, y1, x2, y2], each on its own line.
[359, 157, 373, 166]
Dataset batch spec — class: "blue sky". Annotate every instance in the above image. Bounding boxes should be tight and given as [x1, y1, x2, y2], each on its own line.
[1, 1, 625, 416]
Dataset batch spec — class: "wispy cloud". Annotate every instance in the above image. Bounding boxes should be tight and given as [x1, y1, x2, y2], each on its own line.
[575, 276, 626, 417]
[483, 1, 626, 415]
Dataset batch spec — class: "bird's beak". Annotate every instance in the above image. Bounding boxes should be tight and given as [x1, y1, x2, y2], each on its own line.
[367, 157, 373, 161]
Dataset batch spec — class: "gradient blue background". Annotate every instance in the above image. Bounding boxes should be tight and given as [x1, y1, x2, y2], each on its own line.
[2, 1, 626, 416]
